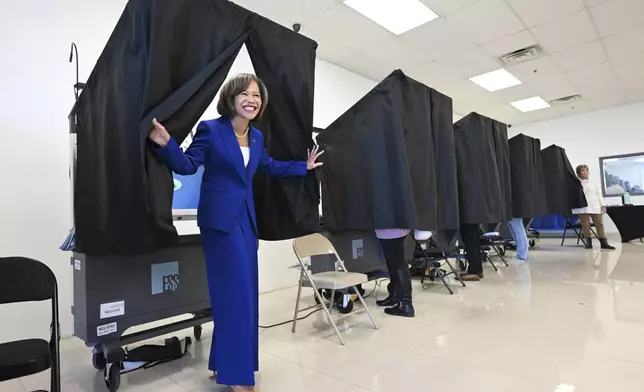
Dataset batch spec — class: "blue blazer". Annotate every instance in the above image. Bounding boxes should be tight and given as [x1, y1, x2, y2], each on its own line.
[156, 117, 307, 233]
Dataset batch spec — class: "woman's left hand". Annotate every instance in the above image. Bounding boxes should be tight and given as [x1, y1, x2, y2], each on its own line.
[601, 206, 607, 214]
[306, 145, 324, 170]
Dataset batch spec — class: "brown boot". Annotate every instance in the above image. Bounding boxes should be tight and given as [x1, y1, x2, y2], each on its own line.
[459, 273, 483, 281]
[584, 236, 593, 249]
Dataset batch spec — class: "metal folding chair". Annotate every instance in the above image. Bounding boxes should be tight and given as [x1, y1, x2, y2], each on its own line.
[480, 223, 509, 269]
[561, 214, 598, 246]
[291, 234, 378, 345]
[411, 231, 465, 295]
[0, 257, 61, 392]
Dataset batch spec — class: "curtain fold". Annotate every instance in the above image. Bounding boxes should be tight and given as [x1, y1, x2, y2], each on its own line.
[317, 70, 459, 231]
[73, 0, 318, 255]
[454, 112, 512, 224]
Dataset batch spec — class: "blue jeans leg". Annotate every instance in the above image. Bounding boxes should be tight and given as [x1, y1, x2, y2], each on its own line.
[508, 218, 529, 260]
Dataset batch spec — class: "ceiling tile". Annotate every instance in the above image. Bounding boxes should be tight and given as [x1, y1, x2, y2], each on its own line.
[620, 87, 644, 104]
[446, 0, 526, 44]
[583, 86, 630, 108]
[531, 74, 580, 101]
[602, 27, 644, 61]
[339, 53, 393, 82]
[360, 36, 435, 71]
[302, 29, 358, 65]
[420, 0, 480, 16]
[530, 10, 598, 52]
[491, 82, 539, 102]
[481, 30, 538, 57]
[611, 53, 644, 82]
[400, 17, 475, 61]
[551, 41, 607, 72]
[429, 46, 501, 80]
[566, 62, 617, 90]
[507, 0, 585, 28]
[507, 56, 562, 81]
[303, 3, 395, 52]
[589, 0, 644, 38]
[525, 100, 592, 122]
[584, 0, 610, 6]
[507, 57, 579, 99]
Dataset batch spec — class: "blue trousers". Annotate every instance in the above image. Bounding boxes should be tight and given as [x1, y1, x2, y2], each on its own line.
[507, 218, 529, 260]
[200, 210, 258, 387]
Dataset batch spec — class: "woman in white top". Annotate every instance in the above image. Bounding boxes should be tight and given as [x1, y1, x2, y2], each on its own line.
[571, 165, 615, 250]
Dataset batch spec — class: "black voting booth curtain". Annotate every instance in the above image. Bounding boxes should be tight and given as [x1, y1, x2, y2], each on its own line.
[316, 70, 459, 232]
[508, 134, 548, 218]
[541, 145, 587, 214]
[73, 0, 318, 255]
[454, 113, 512, 224]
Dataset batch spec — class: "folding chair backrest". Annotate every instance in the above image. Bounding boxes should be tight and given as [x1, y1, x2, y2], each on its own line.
[293, 234, 337, 259]
[0, 257, 57, 305]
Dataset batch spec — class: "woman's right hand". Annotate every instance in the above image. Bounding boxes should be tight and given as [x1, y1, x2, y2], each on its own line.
[149, 118, 171, 147]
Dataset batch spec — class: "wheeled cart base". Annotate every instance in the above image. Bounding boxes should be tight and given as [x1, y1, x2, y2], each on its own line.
[72, 234, 212, 391]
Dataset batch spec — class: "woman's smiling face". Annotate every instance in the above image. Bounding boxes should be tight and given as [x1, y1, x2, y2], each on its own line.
[233, 80, 262, 121]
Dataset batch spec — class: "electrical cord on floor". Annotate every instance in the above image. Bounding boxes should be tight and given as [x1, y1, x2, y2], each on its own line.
[259, 279, 385, 330]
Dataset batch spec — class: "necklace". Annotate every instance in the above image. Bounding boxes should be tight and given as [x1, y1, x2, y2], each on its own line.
[234, 127, 249, 139]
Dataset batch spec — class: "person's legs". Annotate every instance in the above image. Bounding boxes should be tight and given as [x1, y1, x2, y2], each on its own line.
[201, 226, 256, 388]
[460, 223, 483, 280]
[507, 218, 529, 260]
[377, 239, 402, 306]
[578, 214, 593, 249]
[591, 214, 615, 249]
[378, 236, 414, 317]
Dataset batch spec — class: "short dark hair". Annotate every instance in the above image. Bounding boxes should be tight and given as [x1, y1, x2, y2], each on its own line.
[576, 164, 589, 176]
[216, 73, 268, 119]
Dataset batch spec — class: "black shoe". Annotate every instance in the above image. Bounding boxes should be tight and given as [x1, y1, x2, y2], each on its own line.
[584, 237, 593, 249]
[376, 293, 398, 307]
[384, 299, 415, 318]
[599, 238, 615, 250]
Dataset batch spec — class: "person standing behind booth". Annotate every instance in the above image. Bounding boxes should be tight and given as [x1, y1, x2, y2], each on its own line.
[572, 165, 615, 250]
[148, 73, 323, 392]
[507, 218, 529, 261]
[374, 229, 431, 318]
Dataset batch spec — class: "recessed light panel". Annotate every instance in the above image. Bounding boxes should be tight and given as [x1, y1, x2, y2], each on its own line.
[469, 69, 522, 92]
[343, 0, 439, 35]
[511, 96, 551, 112]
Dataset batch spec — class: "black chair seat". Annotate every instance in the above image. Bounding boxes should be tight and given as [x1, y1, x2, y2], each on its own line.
[0, 339, 51, 381]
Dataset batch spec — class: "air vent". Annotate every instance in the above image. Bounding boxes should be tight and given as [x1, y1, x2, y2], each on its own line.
[499, 45, 544, 66]
[550, 94, 582, 105]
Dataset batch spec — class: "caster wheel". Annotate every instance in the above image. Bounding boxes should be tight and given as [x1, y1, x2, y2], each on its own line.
[458, 260, 467, 272]
[429, 270, 436, 282]
[336, 297, 354, 314]
[194, 325, 203, 341]
[92, 352, 106, 371]
[529, 239, 536, 248]
[387, 282, 393, 294]
[104, 362, 121, 392]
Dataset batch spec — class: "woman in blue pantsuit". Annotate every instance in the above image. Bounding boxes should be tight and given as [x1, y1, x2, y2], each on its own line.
[149, 73, 323, 391]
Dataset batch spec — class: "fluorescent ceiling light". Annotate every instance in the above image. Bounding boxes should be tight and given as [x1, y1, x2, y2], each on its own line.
[343, 0, 439, 35]
[511, 96, 551, 112]
[469, 69, 522, 92]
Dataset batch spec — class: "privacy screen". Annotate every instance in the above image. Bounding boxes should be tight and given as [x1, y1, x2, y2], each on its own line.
[72, 0, 319, 255]
[541, 145, 587, 214]
[508, 133, 548, 218]
[316, 70, 459, 231]
[454, 112, 512, 224]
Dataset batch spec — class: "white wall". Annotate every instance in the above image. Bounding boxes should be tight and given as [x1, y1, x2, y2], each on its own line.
[0, 0, 377, 340]
[511, 102, 644, 232]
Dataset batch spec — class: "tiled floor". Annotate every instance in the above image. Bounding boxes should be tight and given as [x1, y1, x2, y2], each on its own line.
[4, 237, 644, 392]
